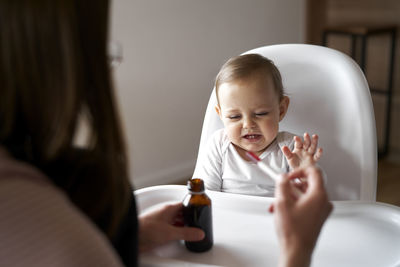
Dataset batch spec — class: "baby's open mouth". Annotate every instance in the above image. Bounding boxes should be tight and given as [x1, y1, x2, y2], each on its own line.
[243, 134, 262, 140]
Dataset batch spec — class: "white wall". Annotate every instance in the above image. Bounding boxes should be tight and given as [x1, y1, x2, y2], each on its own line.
[110, 0, 306, 189]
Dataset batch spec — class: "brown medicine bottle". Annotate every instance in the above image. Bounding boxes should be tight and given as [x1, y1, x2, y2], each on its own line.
[182, 178, 213, 252]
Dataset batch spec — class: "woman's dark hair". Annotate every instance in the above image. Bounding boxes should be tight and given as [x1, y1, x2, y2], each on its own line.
[0, 0, 131, 237]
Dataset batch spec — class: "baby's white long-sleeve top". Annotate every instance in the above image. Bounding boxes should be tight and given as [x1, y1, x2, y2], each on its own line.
[193, 129, 296, 197]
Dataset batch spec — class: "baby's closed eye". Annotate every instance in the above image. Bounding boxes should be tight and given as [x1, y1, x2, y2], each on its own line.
[227, 115, 241, 120]
[255, 112, 269, 117]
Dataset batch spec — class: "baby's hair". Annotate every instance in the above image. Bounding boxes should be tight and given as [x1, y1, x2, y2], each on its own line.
[215, 54, 284, 104]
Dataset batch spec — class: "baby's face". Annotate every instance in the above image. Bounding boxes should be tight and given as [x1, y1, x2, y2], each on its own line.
[216, 72, 288, 158]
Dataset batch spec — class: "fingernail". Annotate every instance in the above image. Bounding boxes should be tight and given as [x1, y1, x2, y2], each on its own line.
[198, 230, 205, 240]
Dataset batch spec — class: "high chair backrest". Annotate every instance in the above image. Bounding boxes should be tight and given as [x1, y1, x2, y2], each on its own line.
[194, 44, 377, 201]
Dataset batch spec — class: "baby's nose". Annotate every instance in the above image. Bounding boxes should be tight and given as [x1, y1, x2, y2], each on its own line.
[243, 117, 256, 129]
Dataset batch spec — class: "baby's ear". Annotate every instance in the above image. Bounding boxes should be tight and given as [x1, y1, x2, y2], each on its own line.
[279, 96, 290, 121]
[215, 105, 222, 118]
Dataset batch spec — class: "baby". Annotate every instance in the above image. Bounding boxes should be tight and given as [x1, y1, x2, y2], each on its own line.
[193, 54, 323, 196]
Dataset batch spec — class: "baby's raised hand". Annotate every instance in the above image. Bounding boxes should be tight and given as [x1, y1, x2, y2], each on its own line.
[282, 132, 323, 169]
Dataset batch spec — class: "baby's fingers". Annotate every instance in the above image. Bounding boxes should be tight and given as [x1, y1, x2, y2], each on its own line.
[282, 145, 294, 160]
[293, 136, 303, 150]
[314, 147, 323, 161]
[308, 134, 319, 154]
[303, 132, 311, 150]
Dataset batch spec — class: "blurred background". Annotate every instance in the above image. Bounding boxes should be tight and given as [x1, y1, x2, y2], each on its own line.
[109, 0, 400, 206]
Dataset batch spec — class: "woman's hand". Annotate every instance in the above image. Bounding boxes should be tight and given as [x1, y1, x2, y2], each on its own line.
[282, 133, 323, 169]
[272, 166, 333, 267]
[138, 202, 205, 252]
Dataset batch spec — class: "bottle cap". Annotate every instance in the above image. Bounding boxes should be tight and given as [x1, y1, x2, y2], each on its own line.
[187, 178, 205, 192]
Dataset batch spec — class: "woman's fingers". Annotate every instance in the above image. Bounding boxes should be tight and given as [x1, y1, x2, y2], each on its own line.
[276, 173, 297, 207]
[169, 225, 205, 242]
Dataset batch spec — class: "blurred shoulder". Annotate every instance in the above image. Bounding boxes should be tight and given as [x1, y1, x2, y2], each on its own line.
[0, 147, 123, 267]
[277, 131, 296, 148]
[209, 129, 230, 149]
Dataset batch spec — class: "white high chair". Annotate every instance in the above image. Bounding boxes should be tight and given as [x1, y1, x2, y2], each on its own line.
[194, 44, 377, 201]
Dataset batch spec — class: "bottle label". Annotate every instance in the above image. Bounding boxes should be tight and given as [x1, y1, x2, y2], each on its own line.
[183, 205, 213, 252]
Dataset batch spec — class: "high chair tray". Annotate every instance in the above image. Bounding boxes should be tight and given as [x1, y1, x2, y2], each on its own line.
[135, 185, 400, 267]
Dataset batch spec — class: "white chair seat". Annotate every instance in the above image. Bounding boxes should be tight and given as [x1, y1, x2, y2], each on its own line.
[194, 44, 377, 201]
